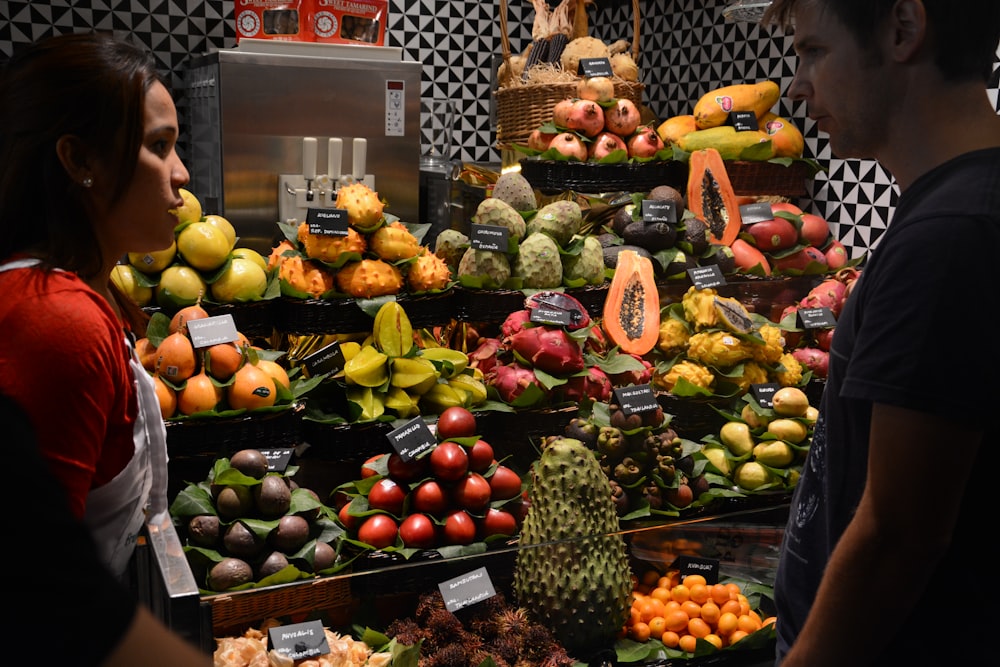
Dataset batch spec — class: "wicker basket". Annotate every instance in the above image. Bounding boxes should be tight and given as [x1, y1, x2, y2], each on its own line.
[495, 0, 645, 150]
[204, 574, 353, 635]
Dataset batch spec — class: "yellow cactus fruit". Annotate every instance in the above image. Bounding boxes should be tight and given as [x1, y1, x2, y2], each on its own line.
[370, 221, 420, 262]
[407, 250, 452, 292]
[297, 222, 367, 262]
[335, 259, 403, 298]
[335, 182, 384, 231]
[278, 255, 336, 298]
[267, 239, 296, 270]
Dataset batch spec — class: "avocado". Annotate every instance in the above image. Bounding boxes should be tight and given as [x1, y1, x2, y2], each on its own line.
[611, 203, 638, 236]
[622, 221, 678, 252]
[646, 184, 686, 210]
[602, 244, 652, 270]
[208, 557, 253, 592]
[680, 217, 711, 256]
[312, 541, 337, 573]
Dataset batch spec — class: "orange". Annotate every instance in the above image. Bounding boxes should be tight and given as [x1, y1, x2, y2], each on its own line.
[650, 586, 672, 605]
[737, 614, 762, 634]
[762, 615, 777, 628]
[704, 633, 723, 650]
[688, 617, 711, 639]
[152, 373, 177, 419]
[664, 600, 681, 612]
[628, 607, 641, 626]
[657, 575, 673, 589]
[255, 358, 291, 390]
[681, 600, 702, 619]
[638, 598, 666, 623]
[641, 570, 661, 587]
[671, 584, 691, 603]
[682, 574, 708, 589]
[728, 629, 749, 645]
[628, 621, 651, 642]
[725, 582, 742, 598]
[710, 583, 733, 605]
[647, 616, 667, 640]
[700, 600, 721, 626]
[678, 634, 698, 653]
[737, 595, 751, 617]
[717, 611, 740, 636]
[227, 361, 277, 410]
[176, 370, 223, 415]
[689, 582, 710, 604]
[661, 630, 681, 648]
[664, 608, 690, 633]
[720, 599, 742, 616]
[154, 331, 198, 382]
[205, 342, 244, 382]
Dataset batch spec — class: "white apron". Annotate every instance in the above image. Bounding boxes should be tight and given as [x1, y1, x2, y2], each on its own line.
[0, 258, 169, 581]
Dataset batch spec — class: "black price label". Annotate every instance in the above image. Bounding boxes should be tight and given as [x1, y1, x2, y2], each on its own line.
[642, 199, 678, 224]
[187, 314, 240, 349]
[439, 566, 497, 612]
[798, 306, 837, 329]
[672, 555, 720, 585]
[727, 110, 759, 132]
[307, 208, 349, 236]
[612, 384, 659, 416]
[268, 620, 330, 661]
[529, 306, 572, 327]
[257, 448, 295, 473]
[749, 383, 780, 409]
[388, 416, 436, 462]
[689, 264, 725, 290]
[739, 202, 775, 225]
[302, 340, 345, 377]
[469, 223, 510, 253]
[579, 57, 613, 78]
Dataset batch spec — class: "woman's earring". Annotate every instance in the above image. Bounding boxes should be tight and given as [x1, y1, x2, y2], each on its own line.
[82, 176, 93, 188]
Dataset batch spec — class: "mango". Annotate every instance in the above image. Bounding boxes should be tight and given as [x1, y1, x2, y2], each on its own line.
[656, 114, 698, 145]
[677, 126, 774, 160]
[760, 112, 805, 158]
[693, 80, 780, 129]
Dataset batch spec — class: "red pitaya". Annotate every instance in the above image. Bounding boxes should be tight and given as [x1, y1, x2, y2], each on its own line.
[559, 366, 613, 404]
[792, 346, 829, 378]
[501, 309, 532, 339]
[468, 337, 502, 375]
[606, 352, 653, 387]
[486, 362, 547, 405]
[800, 278, 848, 316]
[813, 327, 835, 351]
[585, 323, 607, 355]
[508, 326, 585, 375]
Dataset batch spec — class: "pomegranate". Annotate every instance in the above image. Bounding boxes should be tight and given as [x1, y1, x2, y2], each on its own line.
[552, 98, 575, 128]
[626, 126, 666, 158]
[603, 98, 641, 137]
[588, 131, 627, 160]
[565, 99, 605, 138]
[548, 132, 588, 161]
[576, 76, 615, 103]
[527, 128, 558, 151]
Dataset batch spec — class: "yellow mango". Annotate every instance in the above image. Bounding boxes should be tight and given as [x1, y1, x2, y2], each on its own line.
[656, 114, 698, 145]
[693, 80, 781, 129]
[760, 112, 805, 158]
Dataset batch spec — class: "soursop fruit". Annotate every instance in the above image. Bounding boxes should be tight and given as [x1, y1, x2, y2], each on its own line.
[513, 232, 562, 289]
[457, 247, 511, 289]
[561, 235, 606, 286]
[514, 436, 633, 659]
[491, 171, 537, 212]
[434, 228, 470, 273]
[472, 197, 527, 243]
[526, 199, 583, 247]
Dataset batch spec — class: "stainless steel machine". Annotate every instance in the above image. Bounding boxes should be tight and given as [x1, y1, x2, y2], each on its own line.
[183, 40, 423, 255]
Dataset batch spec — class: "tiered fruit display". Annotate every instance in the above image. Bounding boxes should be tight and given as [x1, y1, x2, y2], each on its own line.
[136, 302, 295, 419]
[656, 80, 805, 160]
[624, 570, 776, 656]
[332, 407, 527, 553]
[121, 188, 275, 311]
[169, 449, 342, 593]
[298, 301, 487, 424]
[698, 386, 817, 492]
[268, 182, 452, 299]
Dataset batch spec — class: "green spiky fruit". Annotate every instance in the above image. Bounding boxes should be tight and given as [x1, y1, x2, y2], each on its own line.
[513, 437, 633, 659]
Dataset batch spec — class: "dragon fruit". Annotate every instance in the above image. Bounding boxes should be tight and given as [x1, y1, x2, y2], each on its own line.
[508, 326, 585, 375]
[792, 346, 829, 378]
[606, 352, 653, 386]
[799, 277, 848, 316]
[487, 362, 548, 405]
[559, 366, 613, 403]
[500, 309, 532, 339]
[468, 337, 502, 376]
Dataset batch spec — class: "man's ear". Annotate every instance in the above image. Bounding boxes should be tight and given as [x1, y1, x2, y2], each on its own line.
[889, 0, 928, 63]
[55, 134, 94, 187]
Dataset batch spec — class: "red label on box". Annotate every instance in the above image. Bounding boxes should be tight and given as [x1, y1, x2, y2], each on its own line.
[235, 1, 311, 42]
[234, 0, 387, 45]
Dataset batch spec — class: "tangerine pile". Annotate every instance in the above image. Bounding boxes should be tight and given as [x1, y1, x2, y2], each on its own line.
[624, 571, 776, 653]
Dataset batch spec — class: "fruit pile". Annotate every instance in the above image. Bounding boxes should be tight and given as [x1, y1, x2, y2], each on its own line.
[169, 449, 341, 593]
[118, 188, 274, 311]
[625, 570, 776, 653]
[699, 386, 817, 492]
[136, 302, 293, 419]
[332, 407, 527, 552]
[268, 182, 452, 299]
[656, 80, 805, 160]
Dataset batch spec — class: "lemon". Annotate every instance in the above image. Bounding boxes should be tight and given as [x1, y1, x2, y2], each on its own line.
[170, 188, 203, 225]
[210, 257, 267, 303]
[203, 213, 237, 250]
[110, 264, 153, 307]
[176, 221, 231, 272]
[232, 247, 267, 272]
[128, 240, 177, 274]
[156, 265, 207, 310]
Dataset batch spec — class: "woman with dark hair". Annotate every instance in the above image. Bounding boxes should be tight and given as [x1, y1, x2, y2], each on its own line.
[0, 32, 188, 581]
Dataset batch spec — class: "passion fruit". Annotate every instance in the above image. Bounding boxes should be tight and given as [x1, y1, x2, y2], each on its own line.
[229, 449, 269, 480]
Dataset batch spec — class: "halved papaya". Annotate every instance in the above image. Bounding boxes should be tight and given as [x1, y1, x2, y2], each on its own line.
[687, 148, 742, 246]
[603, 249, 660, 356]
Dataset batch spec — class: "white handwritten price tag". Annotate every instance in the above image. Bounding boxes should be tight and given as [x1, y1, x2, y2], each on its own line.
[438, 566, 497, 612]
